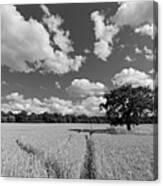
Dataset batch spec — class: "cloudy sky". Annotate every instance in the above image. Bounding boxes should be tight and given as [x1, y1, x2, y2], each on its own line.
[1, 1, 157, 116]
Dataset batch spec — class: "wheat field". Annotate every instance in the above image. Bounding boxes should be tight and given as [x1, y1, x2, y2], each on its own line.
[1, 123, 157, 180]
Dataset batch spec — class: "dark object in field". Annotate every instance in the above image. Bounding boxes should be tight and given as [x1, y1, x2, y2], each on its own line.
[69, 128, 118, 135]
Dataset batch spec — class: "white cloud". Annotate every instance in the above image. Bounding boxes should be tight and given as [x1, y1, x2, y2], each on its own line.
[40, 50, 85, 74]
[40, 4, 74, 53]
[94, 40, 112, 61]
[145, 54, 154, 62]
[40, 4, 50, 16]
[91, 11, 119, 61]
[110, 1, 157, 40]
[74, 96, 106, 116]
[91, 11, 105, 39]
[2, 92, 106, 116]
[125, 55, 132, 62]
[135, 23, 155, 40]
[91, 11, 119, 43]
[42, 16, 74, 53]
[3, 92, 48, 114]
[2, 92, 73, 115]
[67, 78, 107, 98]
[6, 92, 23, 101]
[111, 1, 153, 28]
[144, 46, 154, 62]
[55, 81, 61, 89]
[84, 48, 91, 54]
[135, 47, 142, 54]
[43, 97, 73, 115]
[119, 44, 125, 49]
[1, 5, 85, 74]
[1, 5, 51, 73]
[111, 68, 154, 89]
[2, 81, 8, 85]
[40, 86, 47, 90]
[148, 68, 154, 74]
[144, 46, 153, 54]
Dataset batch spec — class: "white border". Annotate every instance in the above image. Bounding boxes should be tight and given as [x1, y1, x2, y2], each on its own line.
[0, 0, 162, 186]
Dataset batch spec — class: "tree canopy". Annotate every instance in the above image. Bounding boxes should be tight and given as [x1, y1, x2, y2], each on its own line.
[100, 85, 155, 130]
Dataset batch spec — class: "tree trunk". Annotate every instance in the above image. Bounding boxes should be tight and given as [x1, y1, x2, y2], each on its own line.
[126, 123, 131, 131]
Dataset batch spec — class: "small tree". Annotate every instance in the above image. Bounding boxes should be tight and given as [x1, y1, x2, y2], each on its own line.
[100, 85, 154, 130]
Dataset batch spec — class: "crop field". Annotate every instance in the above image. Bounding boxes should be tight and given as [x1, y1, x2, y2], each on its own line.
[1, 123, 157, 180]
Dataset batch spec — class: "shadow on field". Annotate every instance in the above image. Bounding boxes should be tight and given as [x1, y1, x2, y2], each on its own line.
[69, 128, 154, 136]
[69, 128, 119, 135]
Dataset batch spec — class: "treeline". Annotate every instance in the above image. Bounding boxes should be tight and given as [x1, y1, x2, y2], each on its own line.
[1, 110, 157, 124]
[1, 111, 108, 123]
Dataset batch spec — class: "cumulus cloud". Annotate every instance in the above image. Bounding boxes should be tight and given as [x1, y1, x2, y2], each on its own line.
[135, 23, 155, 40]
[148, 68, 154, 74]
[144, 46, 154, 62]
[2, 92, 106, 116]
[2, 81, 8, 85]
[6, 92, 23, 101]
[111, 1, 153, 28]
[1, 5, 85, 74]
[91, 11, 119, 43]
[3, 92, 48, 114]
[40, 51, 85, 74]
[111, 68, 154, 89]
[55, 81, 61, 89]
[125, 55, 132, 62]
[90, 1, 155, 60]
[44, 95, 106, 116]
[135, 47, 142, 54]
[111, 1, 156, 40]
[41, 5, 74, 53]
[1, 92, 73, 114]
[94, 40, 112, 61]
[84, 48, 91, 54]
[67, 78, 107, 98]
[91, 11, 119, 61]
[43, 97, 73, 115]
[119, 44, 125, 49]
[91, 11, 105, 39]
[1, 5, 50, 73]
[40, 4, 50, 16]
[74, 96, 106, 116]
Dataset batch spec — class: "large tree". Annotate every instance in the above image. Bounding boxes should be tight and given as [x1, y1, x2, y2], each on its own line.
[100, 85, 154, 130]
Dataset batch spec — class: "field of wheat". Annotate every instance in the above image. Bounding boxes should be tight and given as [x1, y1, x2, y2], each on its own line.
[1, 123, 157, 180]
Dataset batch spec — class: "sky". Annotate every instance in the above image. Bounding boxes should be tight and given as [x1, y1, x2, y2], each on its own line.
[1, 1, 158, 116]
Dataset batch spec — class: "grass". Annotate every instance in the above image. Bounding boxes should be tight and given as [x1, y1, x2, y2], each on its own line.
[1, 123, 157, 180]
[1, 124, 86, 178]
[93, 134, 156, 180]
